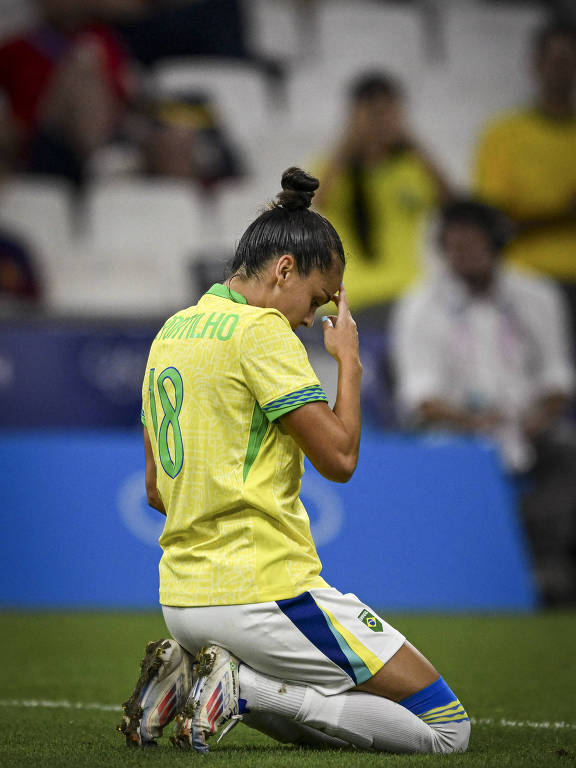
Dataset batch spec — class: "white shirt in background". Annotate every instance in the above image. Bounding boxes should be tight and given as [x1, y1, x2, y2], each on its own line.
[391, 266, 575, 471]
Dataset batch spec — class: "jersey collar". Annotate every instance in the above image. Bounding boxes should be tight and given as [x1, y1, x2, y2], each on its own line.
[206, 283, 247, 304]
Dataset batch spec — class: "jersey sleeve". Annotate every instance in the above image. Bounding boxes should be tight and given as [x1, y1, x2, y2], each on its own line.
[241, 312, 328, 422]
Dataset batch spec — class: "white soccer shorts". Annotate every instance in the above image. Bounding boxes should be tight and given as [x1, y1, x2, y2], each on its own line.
[162, 587, 405, 696]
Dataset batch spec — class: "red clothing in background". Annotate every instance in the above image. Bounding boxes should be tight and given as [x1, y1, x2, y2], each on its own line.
[0, 23, 129, 134]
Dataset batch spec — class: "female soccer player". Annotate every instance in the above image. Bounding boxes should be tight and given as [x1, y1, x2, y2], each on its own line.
[118, 168, 470, 754]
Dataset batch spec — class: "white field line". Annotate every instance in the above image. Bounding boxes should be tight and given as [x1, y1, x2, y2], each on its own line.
[0, 700, 575, 731]
[0, 699, 119, 712]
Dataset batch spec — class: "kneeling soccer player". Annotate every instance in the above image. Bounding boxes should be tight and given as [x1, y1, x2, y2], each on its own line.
[118, 168, 470, 754]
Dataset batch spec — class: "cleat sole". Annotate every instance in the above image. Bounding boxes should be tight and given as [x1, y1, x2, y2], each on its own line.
[116, 639, 173, 747]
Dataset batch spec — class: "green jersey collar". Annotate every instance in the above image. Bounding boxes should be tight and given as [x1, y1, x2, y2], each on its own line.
[206, 283, 247, 305]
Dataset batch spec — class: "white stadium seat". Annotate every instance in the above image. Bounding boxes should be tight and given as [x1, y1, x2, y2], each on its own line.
[0, 176, 72, 253]
[71, 180, 208, 316]
[443, 3, 545, 96]
[316, 0, 424, 79]
[0, 176, 76, 307]
[410, 3, 545, 185]
[243, 0, 301, 62]
[286, 1, 423, 138]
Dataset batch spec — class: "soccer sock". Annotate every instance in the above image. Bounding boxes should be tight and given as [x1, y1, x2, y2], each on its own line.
[239, 664, 305, 718]
[398, 676, 470, 754]
[239, 665, 470, 754]
[242, 711, 351, 749]
[297, 687, 437, 752]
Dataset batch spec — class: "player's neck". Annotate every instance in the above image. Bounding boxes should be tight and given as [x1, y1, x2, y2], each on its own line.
[224, 276, 266, 308]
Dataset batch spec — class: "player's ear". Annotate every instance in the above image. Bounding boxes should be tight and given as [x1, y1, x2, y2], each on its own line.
[275, 253, 296, 285]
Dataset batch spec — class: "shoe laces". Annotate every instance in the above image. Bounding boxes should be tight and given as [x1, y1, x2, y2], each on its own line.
[216, 714, 243, 743]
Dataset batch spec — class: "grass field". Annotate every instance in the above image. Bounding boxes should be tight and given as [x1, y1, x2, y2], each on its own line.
[1, 611, 575, 768]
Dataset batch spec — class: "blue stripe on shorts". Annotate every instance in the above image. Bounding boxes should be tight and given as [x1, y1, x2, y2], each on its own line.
[276, 592, 358, 684]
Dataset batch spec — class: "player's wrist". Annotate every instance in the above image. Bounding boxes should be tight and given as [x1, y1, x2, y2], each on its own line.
[336, 352, 362, 373]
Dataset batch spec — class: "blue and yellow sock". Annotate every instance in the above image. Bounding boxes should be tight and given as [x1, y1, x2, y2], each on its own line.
[399, 677, 469, 725]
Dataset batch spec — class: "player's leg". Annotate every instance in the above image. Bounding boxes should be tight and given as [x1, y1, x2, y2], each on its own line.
[237, 651, 469, 753]
[242, 711, 351, 749]
[168, 645, 351, 752]
[117, 638, 193, 746]
[163, 592, 470, 753]
[292, 641, 470, 753]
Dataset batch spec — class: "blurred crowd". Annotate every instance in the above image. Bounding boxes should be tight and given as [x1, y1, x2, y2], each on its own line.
[1, 0, 575, 604]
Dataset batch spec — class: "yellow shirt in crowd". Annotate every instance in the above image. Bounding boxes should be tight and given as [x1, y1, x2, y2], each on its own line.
[316, 152, 437, 311]
[476, 108, 576, 282]
[141, 284, 330, 607]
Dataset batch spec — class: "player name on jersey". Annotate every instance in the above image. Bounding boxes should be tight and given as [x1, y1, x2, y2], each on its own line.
[157, 312, 240, 342]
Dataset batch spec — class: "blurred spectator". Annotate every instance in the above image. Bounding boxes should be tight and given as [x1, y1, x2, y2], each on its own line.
[140, 92, 244, 189]
[93, 89, 244, 192]
[392, 199, 576, 605]
[0, 0, 133, 187]
[315, 71, 453, 329]
[475, 21, 576, 343]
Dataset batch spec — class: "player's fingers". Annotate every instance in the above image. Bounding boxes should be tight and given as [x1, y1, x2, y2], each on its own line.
[336, 284, 351, 319]
[321, 315, 336, 328]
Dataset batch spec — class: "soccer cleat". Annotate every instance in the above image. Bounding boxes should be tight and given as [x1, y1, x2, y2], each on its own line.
[117, 638, 193, 747]
[171, 645, 242, 753]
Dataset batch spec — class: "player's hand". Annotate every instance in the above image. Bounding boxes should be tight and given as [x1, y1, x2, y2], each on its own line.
[322, 285, 360, 366]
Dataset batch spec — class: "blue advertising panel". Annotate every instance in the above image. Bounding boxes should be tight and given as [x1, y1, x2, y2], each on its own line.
[0, 431, 536, 611]
[0, 321, 157, 427]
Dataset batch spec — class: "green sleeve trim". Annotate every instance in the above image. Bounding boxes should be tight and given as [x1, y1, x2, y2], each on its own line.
[263, 384, 328, 422]
[243, 403, 269, 482]
[141, 407, 146, 426]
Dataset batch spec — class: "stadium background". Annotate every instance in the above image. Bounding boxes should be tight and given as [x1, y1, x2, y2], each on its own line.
[0, 0, 569, 613]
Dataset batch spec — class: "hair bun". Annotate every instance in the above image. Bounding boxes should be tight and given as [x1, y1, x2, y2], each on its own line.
[276, 167, 319, 211]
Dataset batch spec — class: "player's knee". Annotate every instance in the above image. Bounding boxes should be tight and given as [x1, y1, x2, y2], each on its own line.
[452, 718, 471, 753]
[433, 718, 471, 754]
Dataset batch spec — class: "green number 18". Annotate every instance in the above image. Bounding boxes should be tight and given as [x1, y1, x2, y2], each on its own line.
[148, 366, 184, 478]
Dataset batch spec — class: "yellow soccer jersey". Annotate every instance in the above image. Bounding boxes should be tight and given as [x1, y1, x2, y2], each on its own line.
[476, 109, 576, 281]
[316, 152, 437, 310]
[141, 283, 330, 606]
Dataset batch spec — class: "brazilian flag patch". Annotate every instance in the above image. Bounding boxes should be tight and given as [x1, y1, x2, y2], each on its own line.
[358, 609, 383, 632]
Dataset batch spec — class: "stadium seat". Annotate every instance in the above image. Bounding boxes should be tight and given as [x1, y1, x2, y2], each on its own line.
[243, 0, 301, 62]
[409, 4, 544, 185]
[316, 0, 423, 79]
[442, 3, 545, 95]
[0, 176, 73, 252]
[213, 179, 276, 247]
[286, 0, 423, 138]
[85, 179, 203, 253]
[0, 176, 77, 307]
[73, 180, 207, 315]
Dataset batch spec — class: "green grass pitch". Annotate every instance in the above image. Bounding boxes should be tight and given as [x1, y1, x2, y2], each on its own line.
[1, 611, 575, 767]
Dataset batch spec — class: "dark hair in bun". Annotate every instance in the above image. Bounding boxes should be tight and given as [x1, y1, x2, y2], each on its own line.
[276, 167, 319, 211]
[229, 167, 345, 278]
